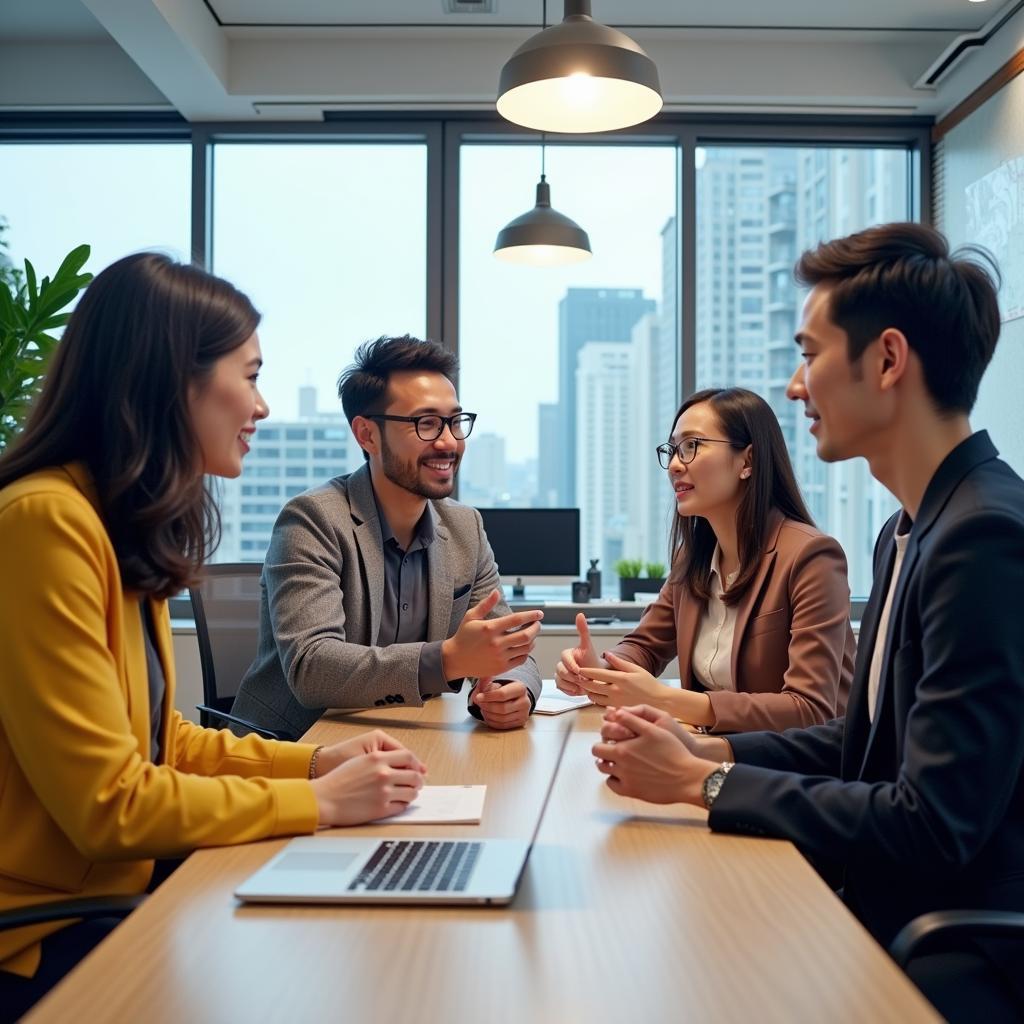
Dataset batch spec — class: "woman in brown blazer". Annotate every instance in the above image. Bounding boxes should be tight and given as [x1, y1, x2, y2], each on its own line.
[557, 387, 854, 732]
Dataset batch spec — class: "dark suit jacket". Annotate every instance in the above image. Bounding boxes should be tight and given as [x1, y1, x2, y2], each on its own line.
[607, 513, 854, 732]
[231, 464, 541, 739]
[710, 431, 1024, 946]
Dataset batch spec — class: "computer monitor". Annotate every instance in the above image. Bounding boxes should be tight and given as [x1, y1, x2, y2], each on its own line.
[476, 508, 580, 594]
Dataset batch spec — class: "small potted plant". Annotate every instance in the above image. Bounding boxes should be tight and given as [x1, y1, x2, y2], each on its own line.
[615, 559, 668, 601]
[614, 558, 644, 601]
[644, 562, 667, 592]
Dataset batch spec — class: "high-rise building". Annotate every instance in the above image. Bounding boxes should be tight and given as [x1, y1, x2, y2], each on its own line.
[459, 431, 507, 507]
[696, 149, 799, 395]
[693, 146, 905, 596]
[557, 287, 655, 505]
[788, 148, 906, 594]
[536, 402, 561, 508]
[624, 311, 672, 568]
[216, 390, 356, 562]
[658, 214, 680, 416]
[575, 341, 633, 574]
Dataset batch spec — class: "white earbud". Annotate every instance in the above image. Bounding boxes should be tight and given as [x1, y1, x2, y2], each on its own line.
[741, 469, 751, 479]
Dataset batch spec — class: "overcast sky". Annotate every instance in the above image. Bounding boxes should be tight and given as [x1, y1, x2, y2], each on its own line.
[2, 140, 675, 464]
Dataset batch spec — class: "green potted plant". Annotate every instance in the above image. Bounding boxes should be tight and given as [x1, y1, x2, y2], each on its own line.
[644, 562, 667, 588]
[614, 557, 644, 601]
[615, 558, 668, 601]
[0, 225, 91, 450]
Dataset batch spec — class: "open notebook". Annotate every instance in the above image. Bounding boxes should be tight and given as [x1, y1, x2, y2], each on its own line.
[235, 726, 570, 907]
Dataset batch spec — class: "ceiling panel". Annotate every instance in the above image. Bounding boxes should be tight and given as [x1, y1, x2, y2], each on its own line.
[1, 0, 112, 42]
[208, 0, 1011, 31]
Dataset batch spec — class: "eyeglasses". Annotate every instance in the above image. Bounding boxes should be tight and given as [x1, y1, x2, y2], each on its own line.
[656, 437, 743, 469]
[367, 412, 478, 442]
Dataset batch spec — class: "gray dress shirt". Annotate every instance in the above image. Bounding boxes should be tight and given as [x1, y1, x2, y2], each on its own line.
[375, 497, 449, 697]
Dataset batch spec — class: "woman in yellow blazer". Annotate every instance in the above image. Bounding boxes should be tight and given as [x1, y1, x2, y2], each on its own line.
[557, 387, 855, 732]
[0, 254, 425, 1013]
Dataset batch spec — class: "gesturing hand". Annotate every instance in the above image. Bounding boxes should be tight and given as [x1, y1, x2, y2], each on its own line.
[442, 589, 543, 680]
[576, 652, 664, 708]
[555, 612, 606, 695]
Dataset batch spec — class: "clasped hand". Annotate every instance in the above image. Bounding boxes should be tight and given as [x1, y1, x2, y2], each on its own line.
[470, 676, 532, 730]
[590, 705, 718, 807]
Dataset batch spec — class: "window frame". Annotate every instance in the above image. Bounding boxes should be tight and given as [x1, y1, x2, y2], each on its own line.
[0, 112, 930, 611]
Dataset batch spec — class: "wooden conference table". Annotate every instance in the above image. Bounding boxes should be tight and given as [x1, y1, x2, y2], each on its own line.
[27, 697, 938, 1023]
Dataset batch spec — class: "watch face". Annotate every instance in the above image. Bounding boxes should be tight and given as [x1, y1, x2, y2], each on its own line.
[702, 768, 724, 809]
[702, 765, 732, 809]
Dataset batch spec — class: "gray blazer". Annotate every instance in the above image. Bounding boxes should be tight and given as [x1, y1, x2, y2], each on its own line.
[231, 464, 541, 738]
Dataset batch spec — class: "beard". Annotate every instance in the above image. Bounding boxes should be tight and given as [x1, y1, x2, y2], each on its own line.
[380, 434, 460, 499]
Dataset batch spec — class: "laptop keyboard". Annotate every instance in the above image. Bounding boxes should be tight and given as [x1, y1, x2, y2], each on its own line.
[348, 840, 481, 893]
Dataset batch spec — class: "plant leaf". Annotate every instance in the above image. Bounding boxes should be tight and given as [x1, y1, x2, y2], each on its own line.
[24, 260, 38, 305]
[52, 244, 91, 282]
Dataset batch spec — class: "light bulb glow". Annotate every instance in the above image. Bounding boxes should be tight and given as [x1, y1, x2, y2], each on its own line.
[562, 72, 598, 107]
[493, 243, 592, 266]
[497, 76, 662, 133]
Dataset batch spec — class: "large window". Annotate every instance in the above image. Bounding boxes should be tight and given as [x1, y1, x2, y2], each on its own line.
[1, 123, 927, 599]
[695, 145, 911, 595]
[0, 142, 191, 290]
[459, 143, 678, 586]
[209, 141, 428, 562]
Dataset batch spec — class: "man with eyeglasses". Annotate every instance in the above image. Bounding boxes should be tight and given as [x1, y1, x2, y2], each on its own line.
[232, 335, 543, 739]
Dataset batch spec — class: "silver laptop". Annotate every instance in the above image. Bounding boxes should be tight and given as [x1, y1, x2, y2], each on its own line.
[234, 726, 569, 907]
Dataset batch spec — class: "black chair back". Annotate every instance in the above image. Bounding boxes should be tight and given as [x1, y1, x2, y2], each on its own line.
[188, 563, 267, 731]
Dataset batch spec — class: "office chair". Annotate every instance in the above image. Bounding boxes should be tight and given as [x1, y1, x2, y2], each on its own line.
[0, 896, 146, 932]
[188, 562, 291, 741]
[890, 909, 1024, 966]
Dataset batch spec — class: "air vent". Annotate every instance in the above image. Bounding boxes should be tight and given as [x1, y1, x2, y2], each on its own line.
[443, 0, 495, 13]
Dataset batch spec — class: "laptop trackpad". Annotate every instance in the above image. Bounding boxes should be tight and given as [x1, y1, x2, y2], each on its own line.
[273, 852, 360, 873]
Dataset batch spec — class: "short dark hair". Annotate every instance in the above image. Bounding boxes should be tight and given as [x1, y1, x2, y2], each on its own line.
[0, 252, 260, 599]
[669, 388, 813, 606]
[337, 335, 458, 423]
[337, 335, 458, 460]
[794, 222, 1001, 415]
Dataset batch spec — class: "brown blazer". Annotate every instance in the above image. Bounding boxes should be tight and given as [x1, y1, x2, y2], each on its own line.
[608, 514, 854, 732]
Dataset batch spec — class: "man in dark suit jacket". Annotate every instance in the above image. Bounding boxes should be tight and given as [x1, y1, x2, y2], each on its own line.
[232, 336, 542, 740]
[590, 224, 1024, 1021]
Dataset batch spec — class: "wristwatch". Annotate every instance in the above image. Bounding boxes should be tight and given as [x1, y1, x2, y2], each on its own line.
[701, 761, 735, 810]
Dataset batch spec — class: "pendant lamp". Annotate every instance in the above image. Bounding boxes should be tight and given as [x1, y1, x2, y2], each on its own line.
[497, 0, 662, 134]
[493, 145, 592, 266]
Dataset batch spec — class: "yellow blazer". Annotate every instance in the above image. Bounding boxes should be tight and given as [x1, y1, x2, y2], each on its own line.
[0, 465, 319, 977]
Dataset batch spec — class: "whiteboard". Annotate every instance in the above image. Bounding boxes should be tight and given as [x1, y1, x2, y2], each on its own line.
[937, 72, 1024, 476]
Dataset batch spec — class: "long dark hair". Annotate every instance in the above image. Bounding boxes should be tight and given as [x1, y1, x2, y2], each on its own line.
[0, 252, 260, 599]
[668, 388, 812, 606]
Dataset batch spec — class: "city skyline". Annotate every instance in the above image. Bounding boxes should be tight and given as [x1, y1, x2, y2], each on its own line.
[3, 141, 911, 593]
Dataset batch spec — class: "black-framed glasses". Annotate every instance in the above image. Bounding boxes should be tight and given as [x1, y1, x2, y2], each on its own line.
[656, 437, 743, 469]
[367, 412, 477, 442]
